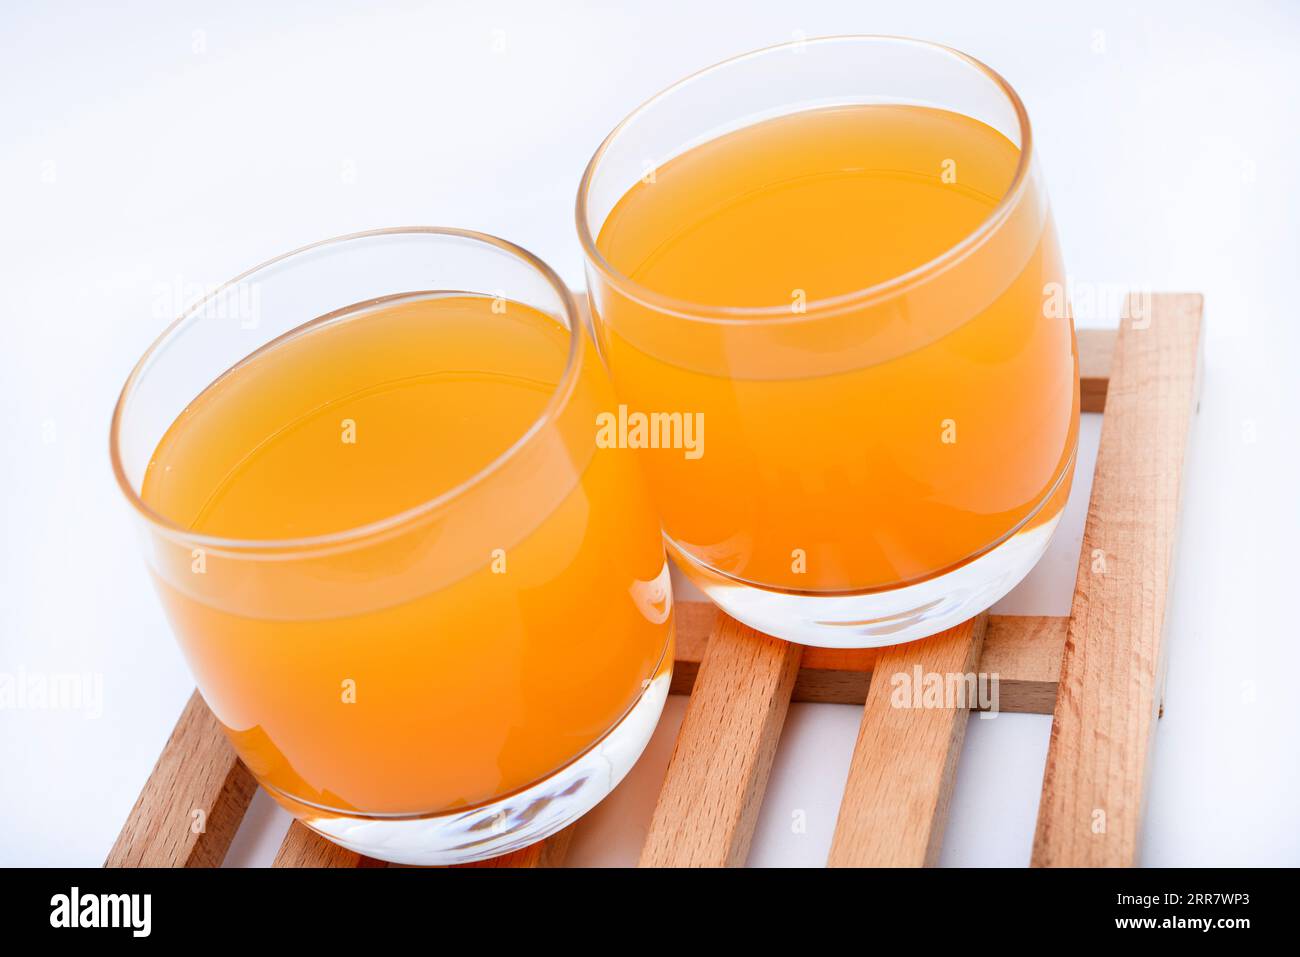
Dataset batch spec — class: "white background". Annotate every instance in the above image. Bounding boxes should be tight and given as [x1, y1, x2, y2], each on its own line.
[2, 0, 1297, 866]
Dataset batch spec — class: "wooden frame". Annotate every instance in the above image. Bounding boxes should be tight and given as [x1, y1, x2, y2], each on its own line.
[106, 294, 1202, 868]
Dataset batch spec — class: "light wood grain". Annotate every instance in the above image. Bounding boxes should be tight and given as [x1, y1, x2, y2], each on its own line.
[1078, 327, 1115, 413]
[640, 614, 802, 867]
[1032, 294, 1202, 867]
[105, 690, 256, 867]
[976, 614, 1069, 714]
[273, 821, 384, 867]
[676, 601, 1065, 712]
[827, 615, 988, 867]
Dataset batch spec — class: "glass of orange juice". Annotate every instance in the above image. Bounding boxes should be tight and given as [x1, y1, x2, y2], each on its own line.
[577, 36, 1080, 648]
[110, 228, 674, 864]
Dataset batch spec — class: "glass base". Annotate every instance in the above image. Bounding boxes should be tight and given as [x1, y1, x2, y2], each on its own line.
[272, 669, 671, 866]
[667, 512, 1064, 649]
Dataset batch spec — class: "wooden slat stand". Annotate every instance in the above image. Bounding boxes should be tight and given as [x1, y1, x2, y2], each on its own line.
[828, 615, 987, 867]
[107, 296, 1202, 869]
[1032, 295, 1202, 866]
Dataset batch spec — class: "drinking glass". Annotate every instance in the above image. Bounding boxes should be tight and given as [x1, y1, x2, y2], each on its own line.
[577, 36, 1079, 647]
[111, 228, 674, 864]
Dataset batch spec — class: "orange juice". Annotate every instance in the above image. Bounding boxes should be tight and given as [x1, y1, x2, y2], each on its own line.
[141, 294, 672, 815]
[592, 104, 1079, 592]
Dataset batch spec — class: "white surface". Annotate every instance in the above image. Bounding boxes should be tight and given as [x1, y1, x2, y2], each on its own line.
[2, 1, 1297, 867]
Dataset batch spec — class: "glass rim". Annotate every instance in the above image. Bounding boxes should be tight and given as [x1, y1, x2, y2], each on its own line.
[574, 34, 1035, 324]
[109, 226, 585, 554]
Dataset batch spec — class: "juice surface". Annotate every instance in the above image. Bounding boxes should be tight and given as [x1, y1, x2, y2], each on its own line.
[142, 295, 671, 814]
[146, 296, 567, 539]
[594, 104, 1079, 590]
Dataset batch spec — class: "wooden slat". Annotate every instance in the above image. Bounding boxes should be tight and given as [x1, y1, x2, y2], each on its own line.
[1032, 294, 1202, 867]
[274, 821, 384, 867]
[1078, 326, 1114, 413]
[976, 614, 1069, 714]
[827, 615, 988, 867]
[640, 615, 802, 867]
[676, 601, 1066, 713]
[105, 690, 255, 867]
